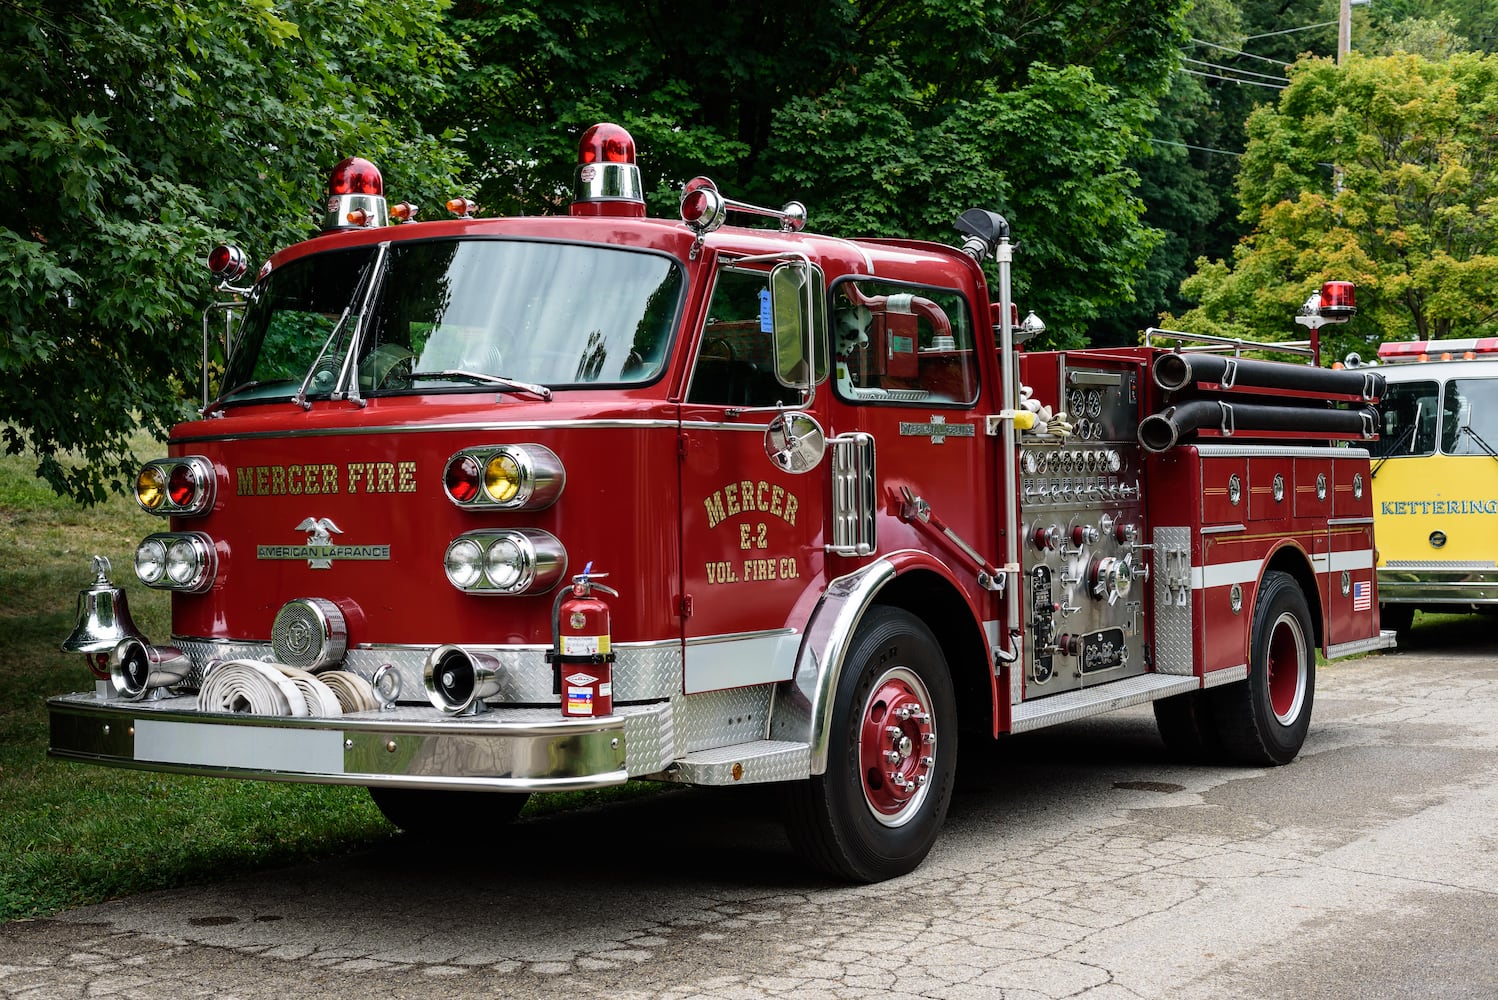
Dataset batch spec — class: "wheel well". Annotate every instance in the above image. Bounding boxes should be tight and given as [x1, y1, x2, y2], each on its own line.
[1264, 547, 1323, 648]
[874, 570, 993, 737]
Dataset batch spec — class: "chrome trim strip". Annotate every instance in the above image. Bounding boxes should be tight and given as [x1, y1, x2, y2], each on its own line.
[1200, 523, 1246, 535]
[171, 418, 681, 445]
[1192, 444, 1372, 458]
[1327, 517, 1374, 526]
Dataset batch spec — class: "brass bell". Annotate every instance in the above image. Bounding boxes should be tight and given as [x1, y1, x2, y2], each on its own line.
[62, 555, 143, 654]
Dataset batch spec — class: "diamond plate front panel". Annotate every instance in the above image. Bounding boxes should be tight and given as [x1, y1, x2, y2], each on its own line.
[1152, 526, 1194, 675]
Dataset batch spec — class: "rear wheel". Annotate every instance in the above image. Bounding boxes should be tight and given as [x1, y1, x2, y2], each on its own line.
[784, 606, 957, 882]
[1209, 570, 1315, 765]
[367, 787, 529, 836]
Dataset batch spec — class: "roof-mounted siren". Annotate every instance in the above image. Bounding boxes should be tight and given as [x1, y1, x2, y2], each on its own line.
[322, 156, 388, 232]
[571, 123, 645, 218]
[678, 175, 807, 237]
[1294, 280, 1356, 364]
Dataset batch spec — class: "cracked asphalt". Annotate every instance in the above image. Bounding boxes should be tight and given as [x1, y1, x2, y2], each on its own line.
[3, 619, 1496, 999]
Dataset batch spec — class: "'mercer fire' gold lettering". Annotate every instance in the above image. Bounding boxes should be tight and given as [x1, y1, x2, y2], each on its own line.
[236, 461, 417, 497]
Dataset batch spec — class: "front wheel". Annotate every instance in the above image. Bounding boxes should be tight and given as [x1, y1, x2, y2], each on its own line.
[1209, 570, 1315, 765]
[784, 606, 957, 882]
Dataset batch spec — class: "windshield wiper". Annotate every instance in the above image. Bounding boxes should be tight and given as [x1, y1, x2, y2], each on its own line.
[1372, 402, 1422, 478]
[406, 369, 552, 401]
[1461, 424, 1498, 462]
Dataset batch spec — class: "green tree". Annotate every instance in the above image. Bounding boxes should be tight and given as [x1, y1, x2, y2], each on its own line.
[437, 0, 1190, 348]
[0, 0, 467, 503]
[1170, 51, 1498, 362]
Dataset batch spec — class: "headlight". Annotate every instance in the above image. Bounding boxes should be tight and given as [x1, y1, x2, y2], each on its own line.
[135, 533, 215, 592]
[444, 529, 566, 594]
[443, 444, 564, 510]
[134, 457, 216, 516]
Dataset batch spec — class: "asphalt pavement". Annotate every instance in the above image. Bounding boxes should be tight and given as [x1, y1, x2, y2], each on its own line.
[2, 615, 1495, 999]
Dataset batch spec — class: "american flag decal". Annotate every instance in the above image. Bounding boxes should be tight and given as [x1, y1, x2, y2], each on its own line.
[1352, 580, 1371, 612]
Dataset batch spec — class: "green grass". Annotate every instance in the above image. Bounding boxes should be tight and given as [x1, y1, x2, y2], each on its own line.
[0, 438, 662, 922]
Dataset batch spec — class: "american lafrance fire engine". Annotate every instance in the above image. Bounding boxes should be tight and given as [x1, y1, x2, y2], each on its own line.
[52, 125, 1394, 882]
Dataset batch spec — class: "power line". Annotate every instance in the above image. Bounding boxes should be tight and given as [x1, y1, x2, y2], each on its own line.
[1150, 138, 1244, 158]
[1181, 68, 1287, 90]
[1181, 57, 1289, 84]
[1243, 19, 1338, 40]
[1188, 38, 1292, 67]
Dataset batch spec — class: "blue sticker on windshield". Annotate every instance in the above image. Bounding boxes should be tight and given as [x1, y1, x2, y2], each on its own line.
[759, 288, 772, 333]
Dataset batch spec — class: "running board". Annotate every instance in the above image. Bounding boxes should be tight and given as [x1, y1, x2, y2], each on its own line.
[1010, 674, 1201, 733]
[667, 740, 810, 785]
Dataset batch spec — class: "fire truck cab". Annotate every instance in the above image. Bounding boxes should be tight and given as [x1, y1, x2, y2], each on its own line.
[52, 125, 1393, 882]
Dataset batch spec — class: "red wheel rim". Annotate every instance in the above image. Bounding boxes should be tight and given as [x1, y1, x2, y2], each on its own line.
[857, 666, 936, 827]
[1266, 610, 1308, 724]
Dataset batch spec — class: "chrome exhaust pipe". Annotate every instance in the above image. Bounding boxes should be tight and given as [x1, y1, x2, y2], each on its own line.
[424, 644, 504, 716]
[110, 637, 192, 701]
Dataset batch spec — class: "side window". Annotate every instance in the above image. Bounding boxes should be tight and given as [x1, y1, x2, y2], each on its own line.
[1371, 380, 1439, 457]
[1442, 377, 1498, 455]
[830, 279, 978, 405]
[687, 264, 825, 407]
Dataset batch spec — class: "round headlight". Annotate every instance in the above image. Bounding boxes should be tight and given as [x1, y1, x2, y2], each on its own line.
[484, 453, 522, 503]
[136, 466, 168, 511]
[444, 538, 484, 588]
[135, 538, 167, 584]
[165, 537, 201, 586]
[484, 535, 530, 591]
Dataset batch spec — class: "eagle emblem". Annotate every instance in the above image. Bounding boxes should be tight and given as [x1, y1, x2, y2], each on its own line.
[294, 517, 342, 569]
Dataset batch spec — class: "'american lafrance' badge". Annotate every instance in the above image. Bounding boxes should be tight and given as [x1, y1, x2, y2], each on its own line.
[256, 517, 391, 570]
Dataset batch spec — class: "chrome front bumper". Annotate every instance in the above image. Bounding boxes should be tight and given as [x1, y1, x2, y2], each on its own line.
[48, 691, 632, 792]
[1377, 564, 1498, 605]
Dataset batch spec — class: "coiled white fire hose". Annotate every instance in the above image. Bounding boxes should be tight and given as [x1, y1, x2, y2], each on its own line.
[197, 659, 346, 717]
[317, 670, 381, 713]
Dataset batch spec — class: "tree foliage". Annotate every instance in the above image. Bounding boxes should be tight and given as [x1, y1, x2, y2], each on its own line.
[0, 0, 467, 503]
[438, 0, 1190, 348]
[1170, 51, 1498, 363]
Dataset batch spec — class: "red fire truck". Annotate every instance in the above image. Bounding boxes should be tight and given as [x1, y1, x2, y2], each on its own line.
[52, 124, 1393, 882]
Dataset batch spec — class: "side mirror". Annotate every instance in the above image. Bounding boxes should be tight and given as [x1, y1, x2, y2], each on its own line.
[769, 261, 826, 393]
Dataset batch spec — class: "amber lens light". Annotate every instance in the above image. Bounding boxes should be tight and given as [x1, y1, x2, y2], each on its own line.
[445, 455, 482, 503]
[484, 453, 522, 503]
[136, 466, 168, 510]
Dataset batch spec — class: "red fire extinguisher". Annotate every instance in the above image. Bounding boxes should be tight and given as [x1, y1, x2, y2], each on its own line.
[549, 563, 619, 718]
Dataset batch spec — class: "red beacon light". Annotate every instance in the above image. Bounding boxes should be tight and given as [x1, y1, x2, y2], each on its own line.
[571, 122, 645, 219]
[206, 244, 248, 283]
[1319, 280, 1356, 319]
[322, 156, 388, 231]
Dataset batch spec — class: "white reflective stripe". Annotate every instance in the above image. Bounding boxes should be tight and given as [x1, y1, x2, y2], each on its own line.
[135, 719, 344, 773]
[1191, 560, 1263, 590]
[1192, 548, 1375, 590]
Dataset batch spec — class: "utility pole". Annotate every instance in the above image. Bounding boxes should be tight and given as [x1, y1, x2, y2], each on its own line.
[1338, 0, 1352, 64]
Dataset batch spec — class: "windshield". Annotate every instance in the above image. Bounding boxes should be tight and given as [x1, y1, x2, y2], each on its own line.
[1369, 379, 1439, 459]
[219, 239, 683, 404]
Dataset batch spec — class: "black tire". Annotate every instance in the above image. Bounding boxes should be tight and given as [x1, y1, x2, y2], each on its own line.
[367, 787, 529, 836]
[783, 606, 957, 882]
[1152, 690, 1223, 762]
[1208, 570, 1315, 766]
[1380, 603, 1415, 634]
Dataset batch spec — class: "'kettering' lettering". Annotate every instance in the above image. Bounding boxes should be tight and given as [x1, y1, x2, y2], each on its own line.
[702, 480, 798, 529]
[1380, 499, 1498, 515]
[237, 461, 417, 497]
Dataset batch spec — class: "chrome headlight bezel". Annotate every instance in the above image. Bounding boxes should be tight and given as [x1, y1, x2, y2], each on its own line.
[442, 444, 565, 510]
[135, 532, 216, 592]
[443, 528, 566, 595]
[135, 457, 216, 516]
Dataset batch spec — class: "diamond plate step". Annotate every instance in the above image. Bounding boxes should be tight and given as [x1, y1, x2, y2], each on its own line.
[1011, 673, 1200, 733]
[669, 740, 810, 785]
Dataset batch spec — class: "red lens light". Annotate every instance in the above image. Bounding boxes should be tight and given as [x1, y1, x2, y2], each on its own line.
[327, 157, 384, 196]
[168, 464, 197, 507]
[206, 244, 248, 280]
[577, 123, 636, 165]
[681, 190, 710, 223]
[445, 456, 481, 503]
[1320, 280, 1355, 311]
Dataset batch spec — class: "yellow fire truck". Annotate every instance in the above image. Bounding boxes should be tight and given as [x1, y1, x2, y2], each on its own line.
[1363, 338, 1498, 632]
